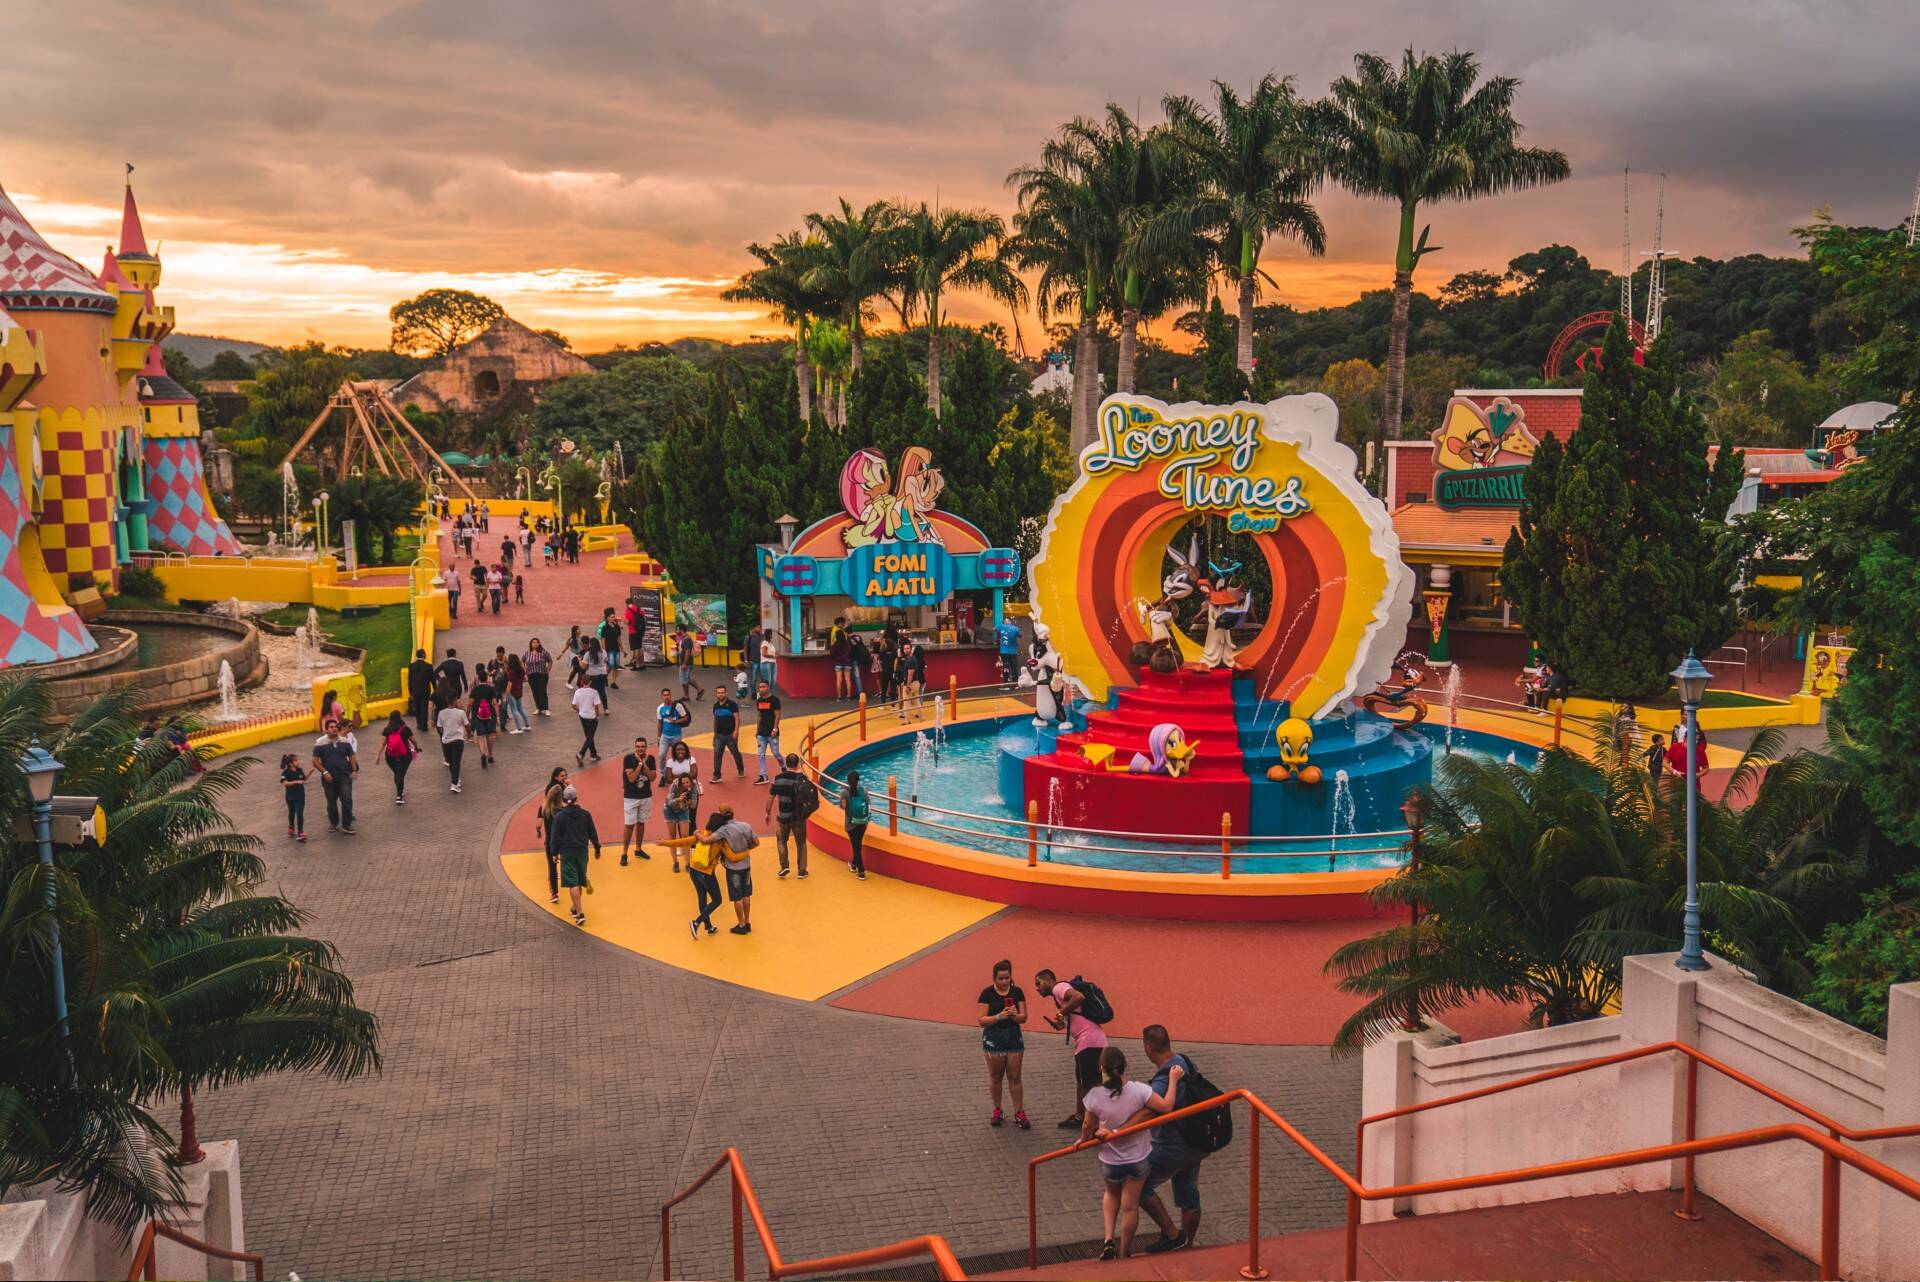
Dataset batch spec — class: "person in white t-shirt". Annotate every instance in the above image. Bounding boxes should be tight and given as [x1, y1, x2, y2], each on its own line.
[1078, 1046, 1179, 1261]
[435, 696, 470, 794]
[572, 681, 604, 765]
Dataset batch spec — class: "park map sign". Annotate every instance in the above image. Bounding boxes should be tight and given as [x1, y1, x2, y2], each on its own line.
[1028, 393, 1412, 720]
[1429, 395, 1539, 510]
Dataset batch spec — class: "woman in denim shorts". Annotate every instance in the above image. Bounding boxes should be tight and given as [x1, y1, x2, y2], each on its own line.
[977, 959, 1029, 1129]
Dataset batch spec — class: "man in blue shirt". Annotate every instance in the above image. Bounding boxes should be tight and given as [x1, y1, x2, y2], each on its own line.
[657, 687, 690, 747]
[1139, 1023, 1204, 1254]
[995, 618, 1022, 683]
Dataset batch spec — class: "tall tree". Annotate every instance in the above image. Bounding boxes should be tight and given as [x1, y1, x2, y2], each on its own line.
[801, 199, 906, 376]
[1318, 49, 1569, 489]
[896, 204, 1026, 417]
[1197, 296, 1249, 402]
[722, 231, 834, 422]
[1162, 75, 1327, 379]
[1503, 318, 1745, 698]
[387, 288, 505, 357]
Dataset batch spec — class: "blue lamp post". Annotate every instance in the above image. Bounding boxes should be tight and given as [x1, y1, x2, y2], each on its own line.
[1672, 649, 1712, 971]
[20, 738, 70, 1046]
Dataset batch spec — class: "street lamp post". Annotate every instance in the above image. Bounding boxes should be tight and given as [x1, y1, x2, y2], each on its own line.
[1673, 649, 1712, 971]
[539, 465, 562, 529]
[1399, 789, 1427, 1033]
[20, 740, 70, 1054]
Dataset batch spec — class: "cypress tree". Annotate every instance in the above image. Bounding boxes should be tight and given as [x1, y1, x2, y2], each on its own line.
[1199, 298, 1249, 403]
[1503, 316, 1744, 698]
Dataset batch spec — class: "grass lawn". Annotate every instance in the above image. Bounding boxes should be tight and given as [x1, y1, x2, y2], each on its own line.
[264, 603, 412, 697]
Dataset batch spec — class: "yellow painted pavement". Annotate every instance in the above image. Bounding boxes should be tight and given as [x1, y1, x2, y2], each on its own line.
[499, 848, 1002, 1001]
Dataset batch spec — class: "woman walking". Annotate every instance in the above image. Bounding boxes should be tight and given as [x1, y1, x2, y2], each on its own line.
[536, 766, 569, 905]
[379, 711, 419, 803]
[279, 752, 309, 842]
[843, 770, 871, 880]
[502, 653, 532, 734]
[436, 692, 470, 794]
[524, 637, 553, 717]
[470, 669, 499, 769]
[978, 959, 1029, 1129]
[585, 638, 612, 712]
[1080, 1047, 1174, 1260]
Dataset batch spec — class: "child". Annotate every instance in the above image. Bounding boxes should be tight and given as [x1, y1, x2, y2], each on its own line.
[514, 573, 525, 605]
[280, 752, 309, 841]
[733, 662, 751, 698]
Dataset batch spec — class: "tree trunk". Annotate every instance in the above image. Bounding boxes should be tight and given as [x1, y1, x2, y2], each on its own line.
[1116, 307, 1140, 394]
[1236, 275, 1256, 378]
[850, 323, 865, 374]
[1379, 268, 1413, 494]
[926, 324, 942, 418]
[1071, 314, 1099, 454]
[837, 378, 848, 431]
[793, 336, 812, 423]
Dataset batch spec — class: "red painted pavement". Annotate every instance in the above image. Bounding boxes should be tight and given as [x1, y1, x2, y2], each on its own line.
[439, 514, 641, 635]
[830, 907, 1531, 1046]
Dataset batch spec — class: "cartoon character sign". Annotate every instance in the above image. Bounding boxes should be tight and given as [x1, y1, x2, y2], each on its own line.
[1080, 722, 1199, 776]
[840, 447, 947, 549]
[1192, 557, 1254, 670]
[1137, 535, 1199, 654]
[1027, 623, 1067, 727]
[1431, 397, 1540, 471]
[1360, 650, 1431, 724]
[1266, 717, 1323, 784]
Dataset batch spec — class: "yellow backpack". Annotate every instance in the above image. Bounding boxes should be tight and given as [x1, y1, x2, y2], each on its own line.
[688, 838, 722, 873]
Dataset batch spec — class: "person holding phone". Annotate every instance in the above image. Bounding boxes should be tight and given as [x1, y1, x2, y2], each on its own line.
[978, 959, 1030, 1130]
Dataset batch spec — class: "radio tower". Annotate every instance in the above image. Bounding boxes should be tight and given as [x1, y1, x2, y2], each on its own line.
[1906, 172, 1920, 248]
[1641, 174, 1673, 343]
[1619, 168, 1633, 326]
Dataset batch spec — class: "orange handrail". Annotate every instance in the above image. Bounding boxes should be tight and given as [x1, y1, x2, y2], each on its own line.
[1026, 1069, 1920, 1281]
[661, 1146, 965, 1281]
[126, 1220, 265, 1281]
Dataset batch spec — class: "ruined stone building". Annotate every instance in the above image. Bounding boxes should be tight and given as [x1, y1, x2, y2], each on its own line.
[389, 316, 592, 420]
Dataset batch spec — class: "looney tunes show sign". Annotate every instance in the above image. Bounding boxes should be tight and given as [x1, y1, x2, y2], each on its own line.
[1430, 396, 1539, 510]
[1027, 394, 1412, 719]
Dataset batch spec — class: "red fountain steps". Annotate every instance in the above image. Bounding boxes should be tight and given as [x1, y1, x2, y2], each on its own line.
[1024, 667, 1251, 838]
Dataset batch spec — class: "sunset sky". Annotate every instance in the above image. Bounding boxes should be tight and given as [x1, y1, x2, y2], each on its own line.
[8, 0, 1916, 353]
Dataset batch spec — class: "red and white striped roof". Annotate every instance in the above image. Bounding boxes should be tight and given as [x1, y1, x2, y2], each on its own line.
[0, 185, 114, 313]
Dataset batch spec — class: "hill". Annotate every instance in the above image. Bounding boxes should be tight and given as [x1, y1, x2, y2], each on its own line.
[163, 333, 276, 367]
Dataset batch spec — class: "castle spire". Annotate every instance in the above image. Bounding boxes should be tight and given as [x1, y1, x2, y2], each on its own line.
[119, 176, 152, 259]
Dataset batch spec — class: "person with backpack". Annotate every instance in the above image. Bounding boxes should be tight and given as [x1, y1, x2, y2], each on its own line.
[1035, 968, 1110, 1130]
[765, 753, 817, 878]
[674, 624, 705, 700]
[469, 671, 500, 769]
[977, 958, 1029, 1129]
[379, 711, 419, 804]
[842, 770, 870, 880]
[1138, 1024, 1212, 1255]
[656, 686, 691, 749]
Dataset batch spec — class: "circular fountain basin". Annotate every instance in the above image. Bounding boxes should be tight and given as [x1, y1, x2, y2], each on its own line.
[34, 611, 265, 719]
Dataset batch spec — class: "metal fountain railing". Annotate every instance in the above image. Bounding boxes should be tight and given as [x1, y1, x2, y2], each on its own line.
[785, 679, 1569, 876]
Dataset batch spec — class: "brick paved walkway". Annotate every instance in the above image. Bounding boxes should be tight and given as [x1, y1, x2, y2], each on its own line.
[203, 608, 1368, 1281]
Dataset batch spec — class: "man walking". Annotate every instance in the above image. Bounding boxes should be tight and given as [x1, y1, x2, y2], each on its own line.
[710, 686, 745, 782]
[436, 647, 468, 701]
[657, 686, 691, 750]
[1138, 1024, 1204, 1254]
[445, 570, 461, 618]
[621, 735, 657, 865]
[548, 785, 601, 926]
[573, 677, 605, 765]
[753, 679, 781, 785]
[311, 720, 359, 835]
[765, 753, 813, 878]
[599, 607, 625, 679]
[407, 648, 436, 734]
[1034, 969, 1108, 1129]
[674, 624, 705, 699]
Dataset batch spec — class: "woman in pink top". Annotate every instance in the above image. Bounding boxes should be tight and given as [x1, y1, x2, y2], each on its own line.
[1035, 968, 1107, 1129]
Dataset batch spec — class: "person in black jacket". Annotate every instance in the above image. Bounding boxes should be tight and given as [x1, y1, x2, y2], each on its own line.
[435, 648, 468, 701]
[406, 650, 436, 734]
[549, 785, 602, 926]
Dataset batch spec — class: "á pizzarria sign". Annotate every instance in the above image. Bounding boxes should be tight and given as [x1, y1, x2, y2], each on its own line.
[1082, 401, 1310, 532]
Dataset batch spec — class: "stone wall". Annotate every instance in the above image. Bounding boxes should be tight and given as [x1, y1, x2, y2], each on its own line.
[1361, 955, 1920, 1278]
[45, 611, 262, 719]
[387, 317, 592, 418]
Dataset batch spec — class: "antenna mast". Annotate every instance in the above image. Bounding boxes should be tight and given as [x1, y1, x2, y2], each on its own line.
[1641, 174, 1672, 344]
[1620, 167, 1633, 327]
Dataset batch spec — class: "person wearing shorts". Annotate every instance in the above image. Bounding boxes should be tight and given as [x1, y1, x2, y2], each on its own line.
[1036, 969, 1108, 1129]
[978, 960, 1030, 1129]
[711, 807, 758, 935]
[548, 785, 602, 927]
[1079, 1046, 1172, 1261]
[620, 737, 656, 865]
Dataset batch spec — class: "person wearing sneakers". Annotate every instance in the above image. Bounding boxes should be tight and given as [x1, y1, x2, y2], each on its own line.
[710, 686, 745, 782]
[765, 753, 814, 878]
[658, 809, 729, 939]
[978, 959, 1030, 1131]
[1138, 1024, 1204, 1256]
[279, 752, 309, 842]
[619, 736, 656, 865]
[436, 693, 470, 793]
[469, 673, 499, 770]
[311, 720, 359, 835]
[535, 767, 570, 904]
[1035, 968, 1108, 1130]
[548, 785, 601, 926]
[673, 624, 705, 700]
[752, 680, 781, 784]
[572, 676, 604, 765]
[711, 806, 759, 935]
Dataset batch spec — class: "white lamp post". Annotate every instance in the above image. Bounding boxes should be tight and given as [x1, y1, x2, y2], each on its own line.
[1673, 649, 1712, 971]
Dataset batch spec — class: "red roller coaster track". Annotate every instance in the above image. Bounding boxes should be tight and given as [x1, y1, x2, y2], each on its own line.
[1543, 311, 1647, 380]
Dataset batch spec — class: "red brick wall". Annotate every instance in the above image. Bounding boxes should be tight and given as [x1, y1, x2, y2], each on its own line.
[1390, 391, 1584, 508]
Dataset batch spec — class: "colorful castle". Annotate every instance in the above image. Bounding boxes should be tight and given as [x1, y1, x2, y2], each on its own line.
[0, 180, 242, 665]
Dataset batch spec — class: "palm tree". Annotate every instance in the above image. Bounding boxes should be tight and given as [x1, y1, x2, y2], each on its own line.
[722, 232, 834, 421]
[806, 319, 853, 429]
[1325, 721, 1838, 1050]
[1161, 76, 1327, 380]
[330, 473, 423, 564]
[896, 204, 1027, 418]
[1317, 49, 1570, 487]
[801, 199, 907, 376]
[0, 680, 378, 1230]
[1008, 121, 1124, 452]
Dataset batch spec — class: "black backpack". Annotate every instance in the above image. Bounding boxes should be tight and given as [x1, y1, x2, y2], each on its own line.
[1067, 975, 1114, 1024]
[793, 775, 821, 819]
[1173, 1057, 1233, 1153]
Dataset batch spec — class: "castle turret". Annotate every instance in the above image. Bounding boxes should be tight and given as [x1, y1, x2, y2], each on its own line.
[137, 343, 240, 555]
